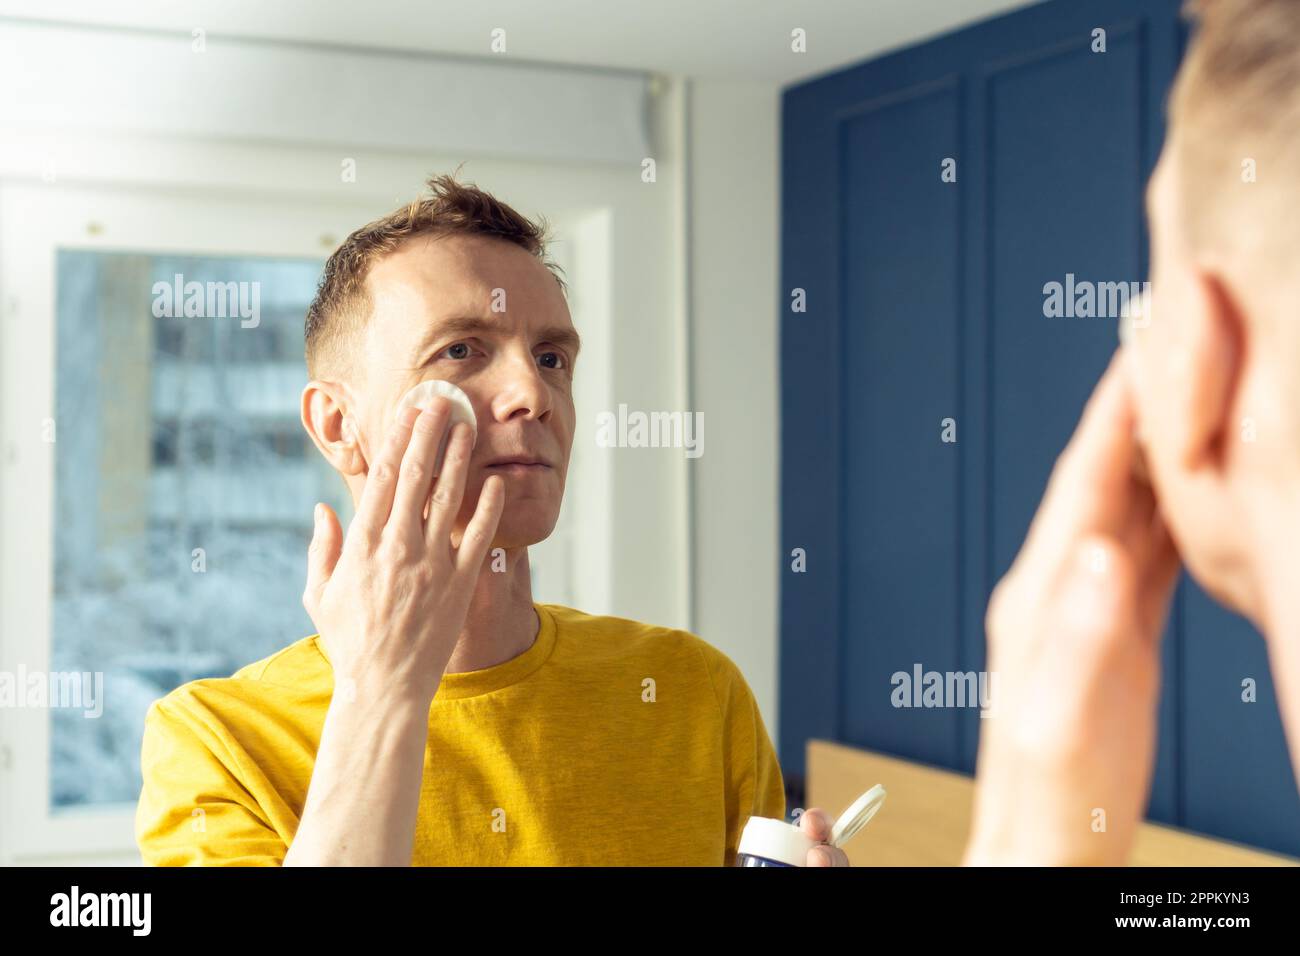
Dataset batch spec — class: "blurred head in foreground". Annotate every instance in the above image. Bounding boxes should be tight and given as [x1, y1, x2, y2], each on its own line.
[1132, 0, 1300, 632]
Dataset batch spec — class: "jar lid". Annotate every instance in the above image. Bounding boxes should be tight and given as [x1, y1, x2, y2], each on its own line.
[737, 816, 816, 867]
[830, 783, 887, 848]
[737, 784, 887, 866]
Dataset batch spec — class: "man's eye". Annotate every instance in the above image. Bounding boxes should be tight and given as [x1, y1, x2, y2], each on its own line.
[538, 351, 566, 370]
[443, 343, 472, 360]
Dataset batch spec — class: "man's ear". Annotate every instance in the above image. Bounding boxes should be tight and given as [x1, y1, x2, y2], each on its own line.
[1173, 270, 1244, 472]
[301, 380, 366, 477]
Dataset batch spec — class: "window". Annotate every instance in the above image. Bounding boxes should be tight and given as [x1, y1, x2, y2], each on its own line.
[50, 250, 345, 810]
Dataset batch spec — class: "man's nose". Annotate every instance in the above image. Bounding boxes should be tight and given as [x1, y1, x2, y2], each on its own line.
[489, 353, 551, 423]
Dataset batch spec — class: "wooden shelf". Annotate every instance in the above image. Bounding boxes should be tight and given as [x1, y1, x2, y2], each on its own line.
[807, 740, 1298, 867]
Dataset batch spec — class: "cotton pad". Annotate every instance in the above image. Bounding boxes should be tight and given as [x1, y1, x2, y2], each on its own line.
[394, 379, 478, 442]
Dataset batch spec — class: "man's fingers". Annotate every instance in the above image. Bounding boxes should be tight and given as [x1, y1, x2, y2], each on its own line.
[1057, 536, 1136, 642]
[796, 809, 853, 865]
[303, 502, 342, 614]
[798, 808, 831, 842]
[807, 845, 844, 867]
[454, 474, 505, 574]
[390, 400, 453, 533]
[1017, 353, 1140, 571]
[426, 422, 476, 549]
[1137, 510, 1182, 639]
[352, 406, 420, 547]
[1045, 353, 1136, 513]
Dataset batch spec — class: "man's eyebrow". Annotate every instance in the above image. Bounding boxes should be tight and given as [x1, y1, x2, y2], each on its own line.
[539, 325, 582, 358]
[415, 315, 582, 360]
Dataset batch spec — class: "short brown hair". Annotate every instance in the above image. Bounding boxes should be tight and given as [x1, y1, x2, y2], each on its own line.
[1169, 0, 1300, 262]
[304, 170, 566, 378]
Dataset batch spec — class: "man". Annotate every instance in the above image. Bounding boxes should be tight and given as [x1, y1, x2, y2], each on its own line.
[135, 174, 846, 866]
[963, 0, 1300, 864]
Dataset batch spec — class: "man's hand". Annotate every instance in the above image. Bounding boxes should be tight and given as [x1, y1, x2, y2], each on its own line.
[962, 351, 1181, 866]
[799, 808, 850, 866]
[303, 398, 505, 708]
[286, 398, 503, 866]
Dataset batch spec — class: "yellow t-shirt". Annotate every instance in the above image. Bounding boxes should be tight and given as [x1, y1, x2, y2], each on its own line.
[135, 602, 785, 866]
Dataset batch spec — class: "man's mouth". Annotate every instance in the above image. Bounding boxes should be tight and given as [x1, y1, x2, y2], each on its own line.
[484, 455, 553, 472]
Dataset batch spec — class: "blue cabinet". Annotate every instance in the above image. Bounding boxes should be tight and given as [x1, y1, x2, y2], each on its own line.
[780, 0, 1300, 855]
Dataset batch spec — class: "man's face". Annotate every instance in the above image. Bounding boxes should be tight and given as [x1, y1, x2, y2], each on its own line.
[351, 233, 578, 549]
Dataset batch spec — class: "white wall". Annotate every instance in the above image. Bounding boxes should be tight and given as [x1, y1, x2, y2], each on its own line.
[686, 80, 782, 748]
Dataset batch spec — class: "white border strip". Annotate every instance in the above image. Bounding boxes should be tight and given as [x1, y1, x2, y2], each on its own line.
[0, 18, 651, 165]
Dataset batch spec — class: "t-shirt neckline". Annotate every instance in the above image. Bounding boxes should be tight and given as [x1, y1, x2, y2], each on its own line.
[435, 603, 556, 700]
[312, 602, 557, 701]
